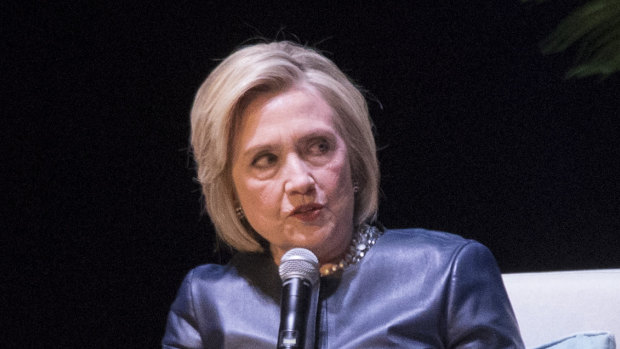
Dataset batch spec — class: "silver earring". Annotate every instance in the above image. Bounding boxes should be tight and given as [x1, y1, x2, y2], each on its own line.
[353, 182, 359, 193]
[236, 207, 245, 220]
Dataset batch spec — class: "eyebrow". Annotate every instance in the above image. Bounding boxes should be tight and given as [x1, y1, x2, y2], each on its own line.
[297, 129, 338, 144]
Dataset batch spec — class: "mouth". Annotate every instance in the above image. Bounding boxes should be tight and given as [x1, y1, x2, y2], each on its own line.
[290, 203, 324, 221]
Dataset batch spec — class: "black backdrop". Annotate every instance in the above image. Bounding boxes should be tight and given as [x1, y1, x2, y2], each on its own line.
[6, 1, 619, 347]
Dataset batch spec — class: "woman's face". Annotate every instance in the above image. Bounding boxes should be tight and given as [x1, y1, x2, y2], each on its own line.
[231, 86, 355, 265]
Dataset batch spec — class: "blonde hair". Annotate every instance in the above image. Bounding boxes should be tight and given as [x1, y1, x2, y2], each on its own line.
[191, 41, 379, 252]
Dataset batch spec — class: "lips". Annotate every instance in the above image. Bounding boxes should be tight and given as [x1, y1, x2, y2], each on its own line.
[290, 203, 323, 221]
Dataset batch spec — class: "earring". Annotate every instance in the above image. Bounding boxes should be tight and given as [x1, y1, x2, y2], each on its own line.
[236, 206, 245, 220]
[353, 182, 360, 193]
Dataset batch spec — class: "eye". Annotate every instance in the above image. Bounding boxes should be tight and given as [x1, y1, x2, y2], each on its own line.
[308, 138, 331, 156]
[251, 153, 278, 169]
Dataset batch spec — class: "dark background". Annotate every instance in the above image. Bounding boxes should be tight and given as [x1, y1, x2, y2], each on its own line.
[5, 1, 619, 347]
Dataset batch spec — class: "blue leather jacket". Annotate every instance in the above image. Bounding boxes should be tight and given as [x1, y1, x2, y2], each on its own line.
[163, 228, 524, 348]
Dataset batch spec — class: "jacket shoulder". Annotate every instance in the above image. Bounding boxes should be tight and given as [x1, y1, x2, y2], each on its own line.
[381, 228, 473, 250]
[368, 228, 494, 272]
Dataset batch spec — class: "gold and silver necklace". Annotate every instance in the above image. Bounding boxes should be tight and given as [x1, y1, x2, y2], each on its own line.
[319, 224, 383, 276]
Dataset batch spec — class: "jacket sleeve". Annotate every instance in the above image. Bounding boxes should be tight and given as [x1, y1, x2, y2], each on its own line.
[162, 269, 204, 349]
[445, 241, 525, 349]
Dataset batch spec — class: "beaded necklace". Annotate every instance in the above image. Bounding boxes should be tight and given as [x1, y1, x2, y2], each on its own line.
[319, 224, 383, 276]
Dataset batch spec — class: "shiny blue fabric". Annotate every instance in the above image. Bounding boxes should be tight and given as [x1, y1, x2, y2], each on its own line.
[162, 228, 525, 348]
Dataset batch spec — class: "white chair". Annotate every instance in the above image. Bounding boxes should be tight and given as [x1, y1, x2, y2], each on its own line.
[502, 269, 620, 348]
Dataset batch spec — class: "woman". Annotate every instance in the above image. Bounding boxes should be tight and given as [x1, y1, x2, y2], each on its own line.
[163, 41, 524, 348]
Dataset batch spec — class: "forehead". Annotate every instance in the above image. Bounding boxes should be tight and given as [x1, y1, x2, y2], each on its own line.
[234, 86, 339, 145]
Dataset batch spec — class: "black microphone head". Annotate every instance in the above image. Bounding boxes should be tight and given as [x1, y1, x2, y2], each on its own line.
[279, 248, 319, 285]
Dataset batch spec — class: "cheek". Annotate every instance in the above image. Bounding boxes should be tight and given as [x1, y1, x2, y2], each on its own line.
[324, 156, 353, 195]
[334, 149, 353, 184]
[238, 180, 283, 235]
[238, 179, 279, 210]
[233, 166, 265, 202]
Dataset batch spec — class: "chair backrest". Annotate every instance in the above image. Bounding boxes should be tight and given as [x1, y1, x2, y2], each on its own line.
[502, 269, 620, 348]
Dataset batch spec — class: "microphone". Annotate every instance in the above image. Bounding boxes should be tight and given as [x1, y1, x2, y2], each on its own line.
[277, 248, 319, 349]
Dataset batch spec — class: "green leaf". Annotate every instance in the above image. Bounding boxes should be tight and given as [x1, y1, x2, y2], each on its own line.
[530, 0, 620, 78]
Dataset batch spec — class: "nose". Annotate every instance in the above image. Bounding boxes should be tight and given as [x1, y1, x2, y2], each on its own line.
[282, 154, 315, 195]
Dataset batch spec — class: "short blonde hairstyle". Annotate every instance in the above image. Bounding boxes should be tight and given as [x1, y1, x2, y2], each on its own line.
[191, 41, 379, 252]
